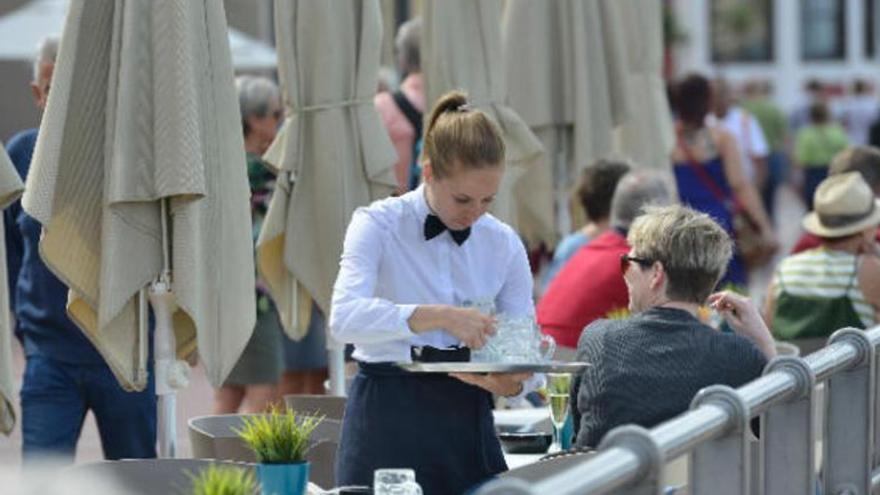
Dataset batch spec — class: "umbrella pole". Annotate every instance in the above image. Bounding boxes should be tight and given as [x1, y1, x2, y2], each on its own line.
[151, 275, 177, 458]
[327, 343, 346, 396]
[151, 198, 187, 458]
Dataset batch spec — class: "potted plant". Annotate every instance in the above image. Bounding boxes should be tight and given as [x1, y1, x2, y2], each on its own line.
[236, 406, 323, 495]
[189, 465, 258, 495]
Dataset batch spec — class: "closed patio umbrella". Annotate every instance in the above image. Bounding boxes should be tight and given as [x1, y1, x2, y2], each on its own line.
[503, 0, 631, 235]
[0, 147, 23, 435]
[258, 0, 396, 394]
[0, 0, 279, 71]
[21, 0, 255, 453]
[423, 0, 544, 241]
[612, 0, 675, 173]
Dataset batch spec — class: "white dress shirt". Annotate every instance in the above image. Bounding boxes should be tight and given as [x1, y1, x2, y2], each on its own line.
[329, 185, 535, 364]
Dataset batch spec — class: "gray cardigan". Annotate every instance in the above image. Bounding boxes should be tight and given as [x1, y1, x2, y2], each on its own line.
[572, 307, 766, 448]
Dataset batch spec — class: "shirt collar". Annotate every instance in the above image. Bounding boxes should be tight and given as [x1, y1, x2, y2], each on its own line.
[411, 183, 431, 219]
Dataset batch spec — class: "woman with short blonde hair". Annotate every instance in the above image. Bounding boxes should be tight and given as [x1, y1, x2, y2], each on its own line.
[572, 205, 775, 447]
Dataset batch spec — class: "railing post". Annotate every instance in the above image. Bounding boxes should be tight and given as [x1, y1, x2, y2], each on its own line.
[762, 356, 816, 495]
[689, 385, 750, 495]
[825, 328, 875, 495]
[597, 425, 664, 494]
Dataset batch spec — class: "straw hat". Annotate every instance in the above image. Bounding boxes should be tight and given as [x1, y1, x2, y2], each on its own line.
[803, 172, 880, 237]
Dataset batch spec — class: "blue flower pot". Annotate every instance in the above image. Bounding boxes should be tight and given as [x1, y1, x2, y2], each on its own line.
[257, 462, 310, 495]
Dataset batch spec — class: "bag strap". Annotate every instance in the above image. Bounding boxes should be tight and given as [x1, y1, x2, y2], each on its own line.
[676, 128, 736, 211]
[392, 89, 423, 140]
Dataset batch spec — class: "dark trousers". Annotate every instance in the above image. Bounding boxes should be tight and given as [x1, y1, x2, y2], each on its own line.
[803, 166, 829, 211]
[21, 355, 157, 462]
[336, 363, 506, 495]
[761, 151, 787, 220]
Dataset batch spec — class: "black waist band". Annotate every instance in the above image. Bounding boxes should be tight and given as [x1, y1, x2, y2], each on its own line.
[411, 345, 470, 363]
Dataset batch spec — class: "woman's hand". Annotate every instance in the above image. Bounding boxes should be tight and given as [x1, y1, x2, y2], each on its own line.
[443, 307, 496, 349]
[707, 291, 777, 359]
[408, 305, 495, 349]
[449, 372, 532, 397]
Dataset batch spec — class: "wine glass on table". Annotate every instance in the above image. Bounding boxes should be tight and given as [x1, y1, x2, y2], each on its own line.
[546, 372, 572, 453]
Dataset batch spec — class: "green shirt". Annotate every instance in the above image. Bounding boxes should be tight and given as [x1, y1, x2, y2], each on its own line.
[741, 97, 787, 151]
[247, 152, 276, 316]
[794, 123, 849, 168]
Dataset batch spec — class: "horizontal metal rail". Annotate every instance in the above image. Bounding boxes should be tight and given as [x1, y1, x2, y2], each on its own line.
[478, 326, 880, 495]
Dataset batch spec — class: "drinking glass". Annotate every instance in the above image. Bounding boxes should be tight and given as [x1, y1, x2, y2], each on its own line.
[463, 299, 500, 362]
[493, 315, 556, 363]
[461, 298, 496, 316]
[546, 372, 572, 453]
[374, 469, 423, 495]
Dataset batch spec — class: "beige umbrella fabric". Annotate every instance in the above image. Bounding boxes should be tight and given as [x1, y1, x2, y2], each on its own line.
[0, 147, 23, 435]
[22, 0, 255, 390]
[503, 0, 632, 235]
[423, 0, 544, 243]
[259, 0, 396, 338]
[612, 0, 675, 173]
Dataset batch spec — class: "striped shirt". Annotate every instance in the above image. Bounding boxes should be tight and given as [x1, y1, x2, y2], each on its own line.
[774, 247, 875, 327]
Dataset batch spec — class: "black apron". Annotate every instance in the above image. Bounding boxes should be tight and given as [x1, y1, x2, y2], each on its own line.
[335, 362, 507, 495]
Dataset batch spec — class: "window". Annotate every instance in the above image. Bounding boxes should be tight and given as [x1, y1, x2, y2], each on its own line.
[801, 0, 846, 60]
[710, 0, 774, 62]
[867, 0, 879, 58]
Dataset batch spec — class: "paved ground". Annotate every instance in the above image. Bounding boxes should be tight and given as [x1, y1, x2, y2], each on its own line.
[0, 183, 807, 467]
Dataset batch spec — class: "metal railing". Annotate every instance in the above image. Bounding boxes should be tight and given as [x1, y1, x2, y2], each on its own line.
[477, 326, 880, 495]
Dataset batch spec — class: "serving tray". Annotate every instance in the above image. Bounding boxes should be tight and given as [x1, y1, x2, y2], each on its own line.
[396, 361, 589, 374]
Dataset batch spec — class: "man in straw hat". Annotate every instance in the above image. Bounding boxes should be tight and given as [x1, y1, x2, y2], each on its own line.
[764, 172, 880, 353]
[792, 145, 880, 254]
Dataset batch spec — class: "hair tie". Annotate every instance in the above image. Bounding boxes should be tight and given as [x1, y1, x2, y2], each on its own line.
[455, 102, 471, 112]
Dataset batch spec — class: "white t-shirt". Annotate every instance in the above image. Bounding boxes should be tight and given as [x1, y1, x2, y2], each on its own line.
[840, 95, 880, 146]
[708, 106, 769, 181]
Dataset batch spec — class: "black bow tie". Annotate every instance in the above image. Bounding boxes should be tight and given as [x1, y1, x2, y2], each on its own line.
[424, 214, 471, 245]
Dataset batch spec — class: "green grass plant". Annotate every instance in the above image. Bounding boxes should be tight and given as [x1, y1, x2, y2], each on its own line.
[188, 465, 257, 495]
[236, 406, 323, 464]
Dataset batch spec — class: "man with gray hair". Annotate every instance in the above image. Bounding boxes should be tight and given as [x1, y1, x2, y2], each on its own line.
[5, 36, 156, 462]
[537, 171, 672, 349]
[374, 17, 424, 193]
[571, 205, 775, 447]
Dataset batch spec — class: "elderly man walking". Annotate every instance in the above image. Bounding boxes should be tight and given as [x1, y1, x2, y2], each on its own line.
[5, 37, 155, 462]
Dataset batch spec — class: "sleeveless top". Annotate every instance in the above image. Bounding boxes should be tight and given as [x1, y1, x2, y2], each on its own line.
[673, 155, 746, 287]
[772, 247, 875, 340]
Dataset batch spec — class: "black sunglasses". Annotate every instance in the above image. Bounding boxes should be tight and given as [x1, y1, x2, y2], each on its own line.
[620, 253, 654, 275]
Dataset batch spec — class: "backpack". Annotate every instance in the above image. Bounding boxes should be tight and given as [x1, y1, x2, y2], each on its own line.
[391, 89, 423, 191]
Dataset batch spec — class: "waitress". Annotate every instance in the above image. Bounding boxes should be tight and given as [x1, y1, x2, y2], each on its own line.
[330, 91, 537, 494]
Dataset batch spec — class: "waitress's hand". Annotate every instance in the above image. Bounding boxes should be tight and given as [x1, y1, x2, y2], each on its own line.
[449, 372, 532, 397]
[408, 305, 495, 349]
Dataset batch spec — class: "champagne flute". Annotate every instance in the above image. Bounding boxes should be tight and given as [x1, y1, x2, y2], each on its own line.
[546, 372, 572, 453]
